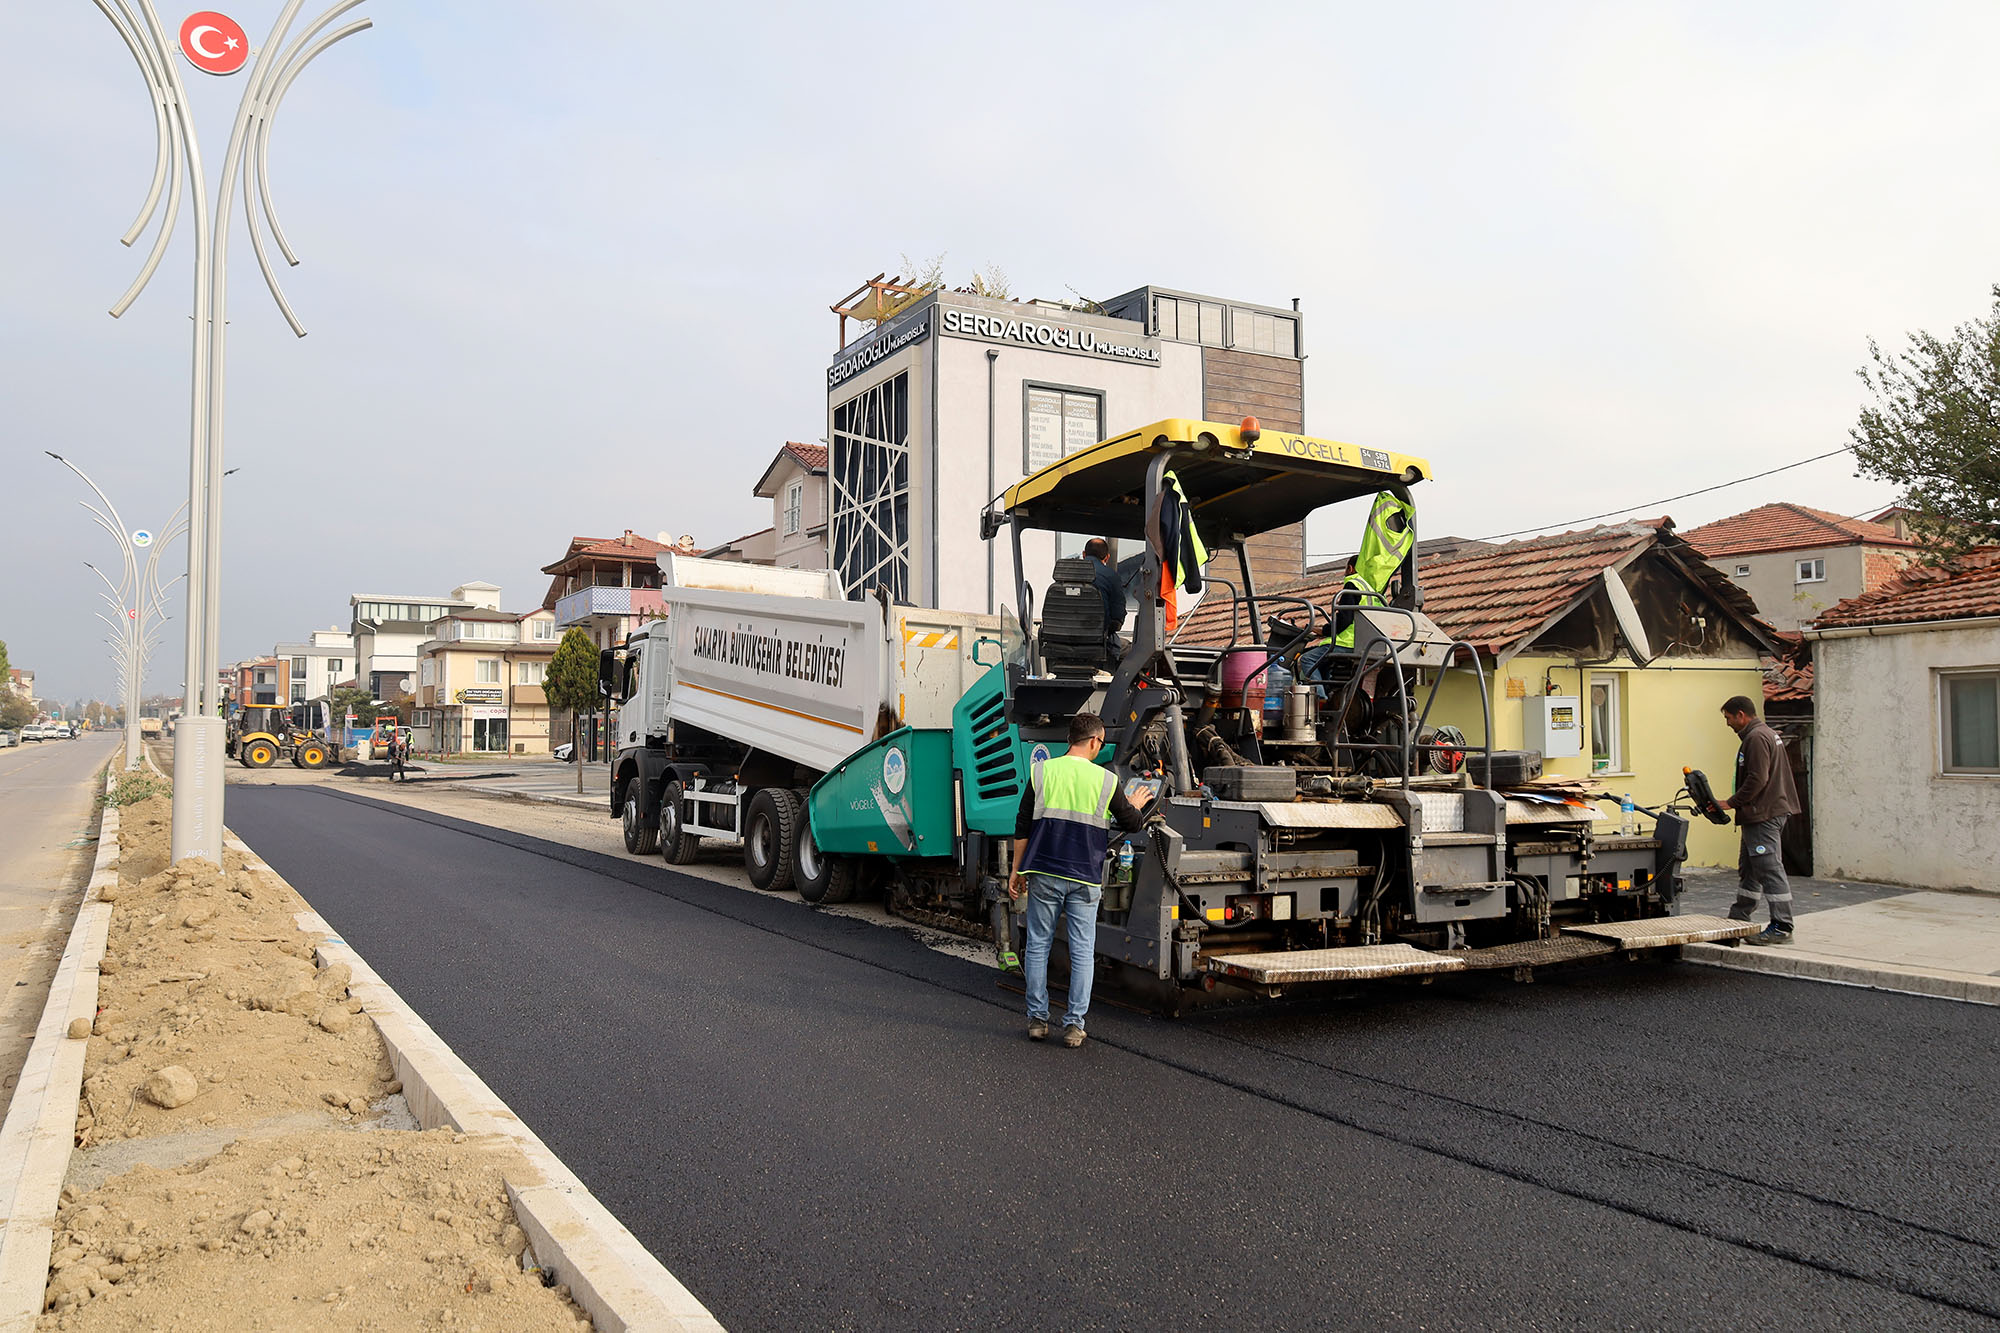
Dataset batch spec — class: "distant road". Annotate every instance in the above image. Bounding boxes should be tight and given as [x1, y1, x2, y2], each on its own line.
[228, 783, 2000, 1333]
[0, 733, 118, 1093]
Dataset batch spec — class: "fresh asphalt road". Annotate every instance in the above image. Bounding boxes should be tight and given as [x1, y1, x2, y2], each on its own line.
[226, 785, 2000, 1332]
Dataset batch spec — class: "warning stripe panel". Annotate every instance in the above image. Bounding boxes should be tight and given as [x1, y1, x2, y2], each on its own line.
[901, 629, 960, 649]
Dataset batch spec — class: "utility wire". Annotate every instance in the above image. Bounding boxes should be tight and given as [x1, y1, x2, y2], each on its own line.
[1469, 446, 1856, 543]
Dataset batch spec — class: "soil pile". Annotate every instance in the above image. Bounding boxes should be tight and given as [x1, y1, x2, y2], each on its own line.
[41, 793, 590, 1330]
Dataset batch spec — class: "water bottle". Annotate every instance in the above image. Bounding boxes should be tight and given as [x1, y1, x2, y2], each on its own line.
[1262, 660, 1292, 716]
[1117, 841, 1135, 884]
[1619, 793, 1636, 836]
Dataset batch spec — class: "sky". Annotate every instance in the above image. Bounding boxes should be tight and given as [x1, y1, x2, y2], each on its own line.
[5, 0, 1998, 704]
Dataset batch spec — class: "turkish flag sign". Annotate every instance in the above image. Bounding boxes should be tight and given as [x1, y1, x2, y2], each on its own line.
[179, 11, 249, 76]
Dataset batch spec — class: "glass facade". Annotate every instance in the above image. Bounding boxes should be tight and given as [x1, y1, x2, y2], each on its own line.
[830, 371, 911, 602]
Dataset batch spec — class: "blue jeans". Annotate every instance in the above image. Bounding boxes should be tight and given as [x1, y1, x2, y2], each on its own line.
[1022, 872, 1100, 1029]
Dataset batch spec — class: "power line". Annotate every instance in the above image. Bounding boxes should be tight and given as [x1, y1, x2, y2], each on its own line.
[1469, 446, 1856, 543]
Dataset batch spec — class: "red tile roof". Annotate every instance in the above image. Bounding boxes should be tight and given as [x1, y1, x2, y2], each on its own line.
[1680, 502, 1912, 558]
[784, 442, 828, 471]
[1762, 634, 1813, 703]
[1809, 546, 2000, 628]
[1179, 518, 1761, 657]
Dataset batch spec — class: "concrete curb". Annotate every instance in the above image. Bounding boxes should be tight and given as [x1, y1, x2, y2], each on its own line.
[1682, 941, 2000, 1007]
[449, 783, 602, 812]
[0, 762, 120, 1329]
[218, 838, 719, 1333]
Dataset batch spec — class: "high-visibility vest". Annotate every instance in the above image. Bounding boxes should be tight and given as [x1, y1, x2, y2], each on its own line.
[1150, 470, 1210, 633]
[1019, 752, 1120, 887]
[1331, 490, 1416, 649]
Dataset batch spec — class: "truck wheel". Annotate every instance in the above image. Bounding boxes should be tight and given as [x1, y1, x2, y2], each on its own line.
[299, 743, 329, 769]
[243, 739, 278, 769]
[622, 789, 659, 856]
[794, 828, 856, 905]
[743, 788, 798, 893]
[659, 781, 700, 865]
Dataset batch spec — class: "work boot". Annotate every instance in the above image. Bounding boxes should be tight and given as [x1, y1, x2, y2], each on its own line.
[1062, 1024, 1086, 1049]
[1745, 925, 1793, 947]
[1027, 1018, 1049, 1041]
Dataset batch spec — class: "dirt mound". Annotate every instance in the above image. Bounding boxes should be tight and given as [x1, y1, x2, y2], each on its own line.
[42, 792, 590, 1329]
[43, 1130, 589, 1330]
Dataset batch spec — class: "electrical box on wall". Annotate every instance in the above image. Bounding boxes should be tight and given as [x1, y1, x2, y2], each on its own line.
[1523, 694, 1583, 759]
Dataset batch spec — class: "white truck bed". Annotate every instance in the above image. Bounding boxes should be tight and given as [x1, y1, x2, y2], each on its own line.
[621, 554, 1003, 776]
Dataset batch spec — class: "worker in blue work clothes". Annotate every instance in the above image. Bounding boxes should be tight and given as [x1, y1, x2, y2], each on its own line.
[1082, 537, 1127, 664]
[1009, 712, 1153, 1047]
[1718, 695, 1802, 945]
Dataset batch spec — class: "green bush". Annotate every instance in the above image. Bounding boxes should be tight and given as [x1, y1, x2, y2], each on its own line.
[106, 770, 172, 807]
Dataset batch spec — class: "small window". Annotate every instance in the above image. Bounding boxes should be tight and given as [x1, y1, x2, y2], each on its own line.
[531, 619, 558, 641]
[516, 661, 546, 686]
[1154, 296, 1178, 340]
[1198, 302, 1224, 346]
[1796, 558, 1825, 583]
[291, 656, 307, 681]
[1734, 564, 1751, 577]
[784, 481, 804, 536]
[476, 659, 500, 684]
[1589, 673, 1624, 774]
[328, 658, 343, 677]
[411, 709, 431, 727]
[290, 685, 305, 704]
[1941, 671, 1999, 774]
[419, 660, 434, 687]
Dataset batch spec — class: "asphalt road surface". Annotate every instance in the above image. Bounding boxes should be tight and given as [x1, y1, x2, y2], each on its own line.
[0, 732, 117, 1091]
[226, 785, 2000, 1332]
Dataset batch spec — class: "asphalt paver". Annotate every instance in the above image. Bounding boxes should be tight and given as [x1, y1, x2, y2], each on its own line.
[224, 784, 2000, 1332]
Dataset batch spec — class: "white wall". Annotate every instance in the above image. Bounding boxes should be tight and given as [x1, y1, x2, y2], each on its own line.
[1716, 545, 1865, 632]
[932, 336, 1204, 616]
[1814, 621, 2000, 889]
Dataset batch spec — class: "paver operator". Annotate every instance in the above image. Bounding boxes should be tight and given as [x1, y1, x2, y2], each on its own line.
[1009, 712, 1154, 1047]
[1717, 695, 1801, 945]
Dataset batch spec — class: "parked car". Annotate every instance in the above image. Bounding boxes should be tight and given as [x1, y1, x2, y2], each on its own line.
[20, 724, 47, 742]
[0, 729, 17, 748]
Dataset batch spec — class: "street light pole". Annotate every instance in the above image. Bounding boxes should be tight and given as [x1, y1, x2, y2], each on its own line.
[87, 0, 372, 864]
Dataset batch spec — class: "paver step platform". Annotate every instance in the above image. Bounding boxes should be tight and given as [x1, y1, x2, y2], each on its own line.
[1561, 914, 1759, 948]
[1455, 936, 1617, 970]
[1202, 943, 1467, 985]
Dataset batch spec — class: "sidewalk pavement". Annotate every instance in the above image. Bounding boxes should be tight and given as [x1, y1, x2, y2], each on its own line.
[408, 760, 604, 811]
[1678, 867, 2000, 1006]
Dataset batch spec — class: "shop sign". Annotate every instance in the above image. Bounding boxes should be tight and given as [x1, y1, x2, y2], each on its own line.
[454, 687, 503, 705]
[939, 306, 1159, 366]
[467, 704, 508, 720]
[827, 313, 932, 389]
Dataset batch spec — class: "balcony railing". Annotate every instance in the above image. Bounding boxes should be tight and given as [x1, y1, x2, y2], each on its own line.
[553, 586, 664, 627]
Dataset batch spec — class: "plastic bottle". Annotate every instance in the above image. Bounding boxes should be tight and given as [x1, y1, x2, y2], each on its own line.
[1262, 660, 1292, 717]
[1117, 841, 1135, 884]
[1619, 793, 1636, 836]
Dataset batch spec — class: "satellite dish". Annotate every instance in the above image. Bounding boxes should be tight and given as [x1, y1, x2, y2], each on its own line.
[399, 676, 414, 693]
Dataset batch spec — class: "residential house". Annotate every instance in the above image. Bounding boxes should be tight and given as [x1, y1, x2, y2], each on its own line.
[349, 585, 489, 697]
[242, 657, 281, 707]
[1180, 519, 1777, 866]
[543, 531, 702, 651]
[412, 607, 561, 756]
[1682, 503, 1916, 632]
[758, 442, 830, 569]
[272, 628, 354, 705]
[701, 528, 777, 564]
[6, 668, 30, 700]
[1804, 547, 2000, 890]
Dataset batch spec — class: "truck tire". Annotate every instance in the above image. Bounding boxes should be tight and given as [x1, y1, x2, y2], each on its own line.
[659, 780, 700, 865]
[622, 789, 659, 856]
[743, 788, 798, 893]
[299, 742, 330, 769]
[793, 828, 856, 905]
[243, 738, 278, 769]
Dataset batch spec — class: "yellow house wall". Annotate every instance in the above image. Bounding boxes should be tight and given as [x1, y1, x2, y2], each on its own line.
[1426, 653, 1763, 867]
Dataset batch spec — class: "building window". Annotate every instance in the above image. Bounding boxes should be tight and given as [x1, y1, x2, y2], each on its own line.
[784, 481, 804, 535]
[472, 718, 509, 753]
[290, 685, 305, 704]
[419, 660, 435, 687]
[1022, 385, 1103, 475]
[1941, 671, 1999, 774]
[1229, 306, 1298, 357]
[476, 659, 500, 684]
[531, 619, 557, 641]
[1734, 564, 1751, 577]
[516, 660, 546, 686]
[1152, 295, 1227, 347]
[1796, 558, 1826, 583]
[254, 669, 271, 685]
[830, 371, 911, 603]
[327, 658, 343, 678]
[411, 709, 432, 727]
[1589, 673, 1624, 774]
[290, 656, 306, 681]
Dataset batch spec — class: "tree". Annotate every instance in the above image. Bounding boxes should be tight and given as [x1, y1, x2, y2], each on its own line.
[331, 685, 381, 725]
[1851, 284, 2000, 558]
[0, 692, 32, 732]
[543, 628, 601, 794]
[0, 639, 10, 681]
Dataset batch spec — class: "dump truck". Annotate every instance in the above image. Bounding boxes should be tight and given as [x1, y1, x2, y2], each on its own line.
[608, 418, 1754, 1009]
[603, 555, 1002, 894]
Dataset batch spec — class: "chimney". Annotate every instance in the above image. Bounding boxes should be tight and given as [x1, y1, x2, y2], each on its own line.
[622, 530, 635, 547]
